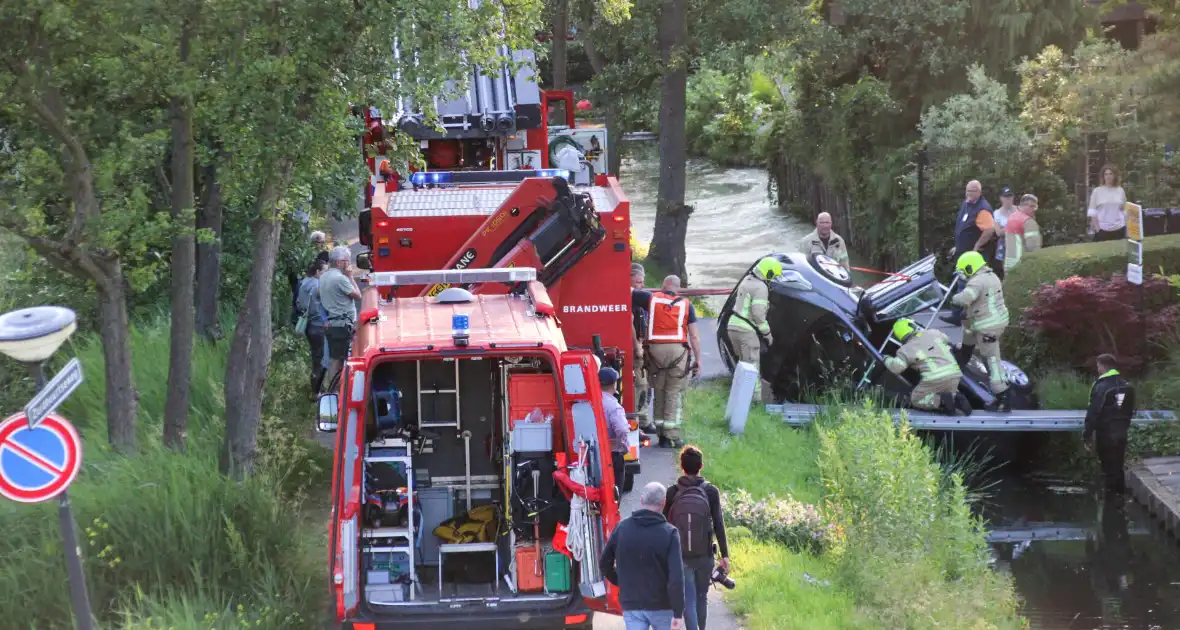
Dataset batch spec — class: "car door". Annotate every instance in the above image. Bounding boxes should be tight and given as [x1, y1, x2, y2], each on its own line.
[557, 350, 623, 615]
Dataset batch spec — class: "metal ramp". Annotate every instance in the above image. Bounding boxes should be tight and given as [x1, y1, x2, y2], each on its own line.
[765, 403, 1176, 432]
[985, 522, 1150, 543]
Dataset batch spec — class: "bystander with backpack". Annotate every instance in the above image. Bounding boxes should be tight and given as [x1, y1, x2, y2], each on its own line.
[663, 446, 730, 630]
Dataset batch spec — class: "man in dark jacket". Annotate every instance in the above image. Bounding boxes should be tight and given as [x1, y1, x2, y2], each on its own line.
[942, 179, 995, 326]
[1083, 354, 1137, 495]
[600, 481, 685, 630]
[663, 446, 729, 630]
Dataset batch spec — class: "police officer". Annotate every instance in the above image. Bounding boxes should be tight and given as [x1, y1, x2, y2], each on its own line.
[641, 275, 701, 448]
[726, 257, 779, 401]
[797, 212, 851, 273]
[1083, 354, 1137, 495]
[884, 318, 972, 415]
[949, 251, 1011, 411]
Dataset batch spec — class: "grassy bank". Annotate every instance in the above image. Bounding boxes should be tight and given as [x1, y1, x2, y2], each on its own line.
[0, 318, 331, 629]
[681, 386, 1024, 630]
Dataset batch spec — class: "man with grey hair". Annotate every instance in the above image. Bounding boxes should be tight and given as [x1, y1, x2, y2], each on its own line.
[600, 481, 686, 630]
[797, 211, 851, 273]
[318, 246, 362, 393]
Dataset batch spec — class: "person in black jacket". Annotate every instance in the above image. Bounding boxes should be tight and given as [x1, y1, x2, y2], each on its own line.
[1083, 354, 1137, 495]
[663, 446, 729, 630]
[600, 481, 685, 630]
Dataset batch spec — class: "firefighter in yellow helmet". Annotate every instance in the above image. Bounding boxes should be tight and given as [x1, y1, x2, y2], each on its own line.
[950, 251, 1012, 411]
[727, 257, 780, 401]
[884, 318, 972, 415]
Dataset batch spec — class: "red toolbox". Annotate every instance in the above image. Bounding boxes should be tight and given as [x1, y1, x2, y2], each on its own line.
[508, 373, 559, 430]
[514, 544, 546, 593]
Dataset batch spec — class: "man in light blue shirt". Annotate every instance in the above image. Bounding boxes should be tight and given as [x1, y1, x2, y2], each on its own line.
[600, 367, 631, 496]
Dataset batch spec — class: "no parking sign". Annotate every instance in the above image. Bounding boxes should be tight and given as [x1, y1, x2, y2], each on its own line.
[0, 412, 82, 504]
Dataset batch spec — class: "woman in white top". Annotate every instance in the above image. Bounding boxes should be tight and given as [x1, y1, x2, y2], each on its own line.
[1088, 164, 1127, 242]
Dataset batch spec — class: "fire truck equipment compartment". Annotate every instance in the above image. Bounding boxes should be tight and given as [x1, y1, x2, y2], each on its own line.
[514, 544, 546, 592]
[417, 487, 455, 566]
[511, 419, 553, 453]
[508, 373, 560, 429]
[512, 453, 562, 538]
[544, 551, 572, 593]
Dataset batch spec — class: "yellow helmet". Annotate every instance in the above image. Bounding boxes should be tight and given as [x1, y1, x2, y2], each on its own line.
[892, 318, 918, 343]
[956, 251, 986, 277]
[756, 257, 783, 281]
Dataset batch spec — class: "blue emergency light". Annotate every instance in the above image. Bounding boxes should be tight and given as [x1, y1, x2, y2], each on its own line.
[409, 169, 571, 187]
[451, 314, 470, 347]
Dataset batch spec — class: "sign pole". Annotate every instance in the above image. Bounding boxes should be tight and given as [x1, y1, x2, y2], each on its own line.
[1125, 202, 1146, 374]
[33, 367, 95, 630]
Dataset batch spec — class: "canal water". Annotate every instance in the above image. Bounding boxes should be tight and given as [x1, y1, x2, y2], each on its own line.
[622, 151, 1180, 629]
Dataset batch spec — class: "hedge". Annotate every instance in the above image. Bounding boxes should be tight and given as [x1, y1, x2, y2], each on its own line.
[1002, 233, 1180, 368]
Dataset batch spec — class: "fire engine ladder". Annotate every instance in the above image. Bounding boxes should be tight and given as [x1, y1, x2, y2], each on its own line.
[418, 358, 461, 429]
[362, 437, 423, 601]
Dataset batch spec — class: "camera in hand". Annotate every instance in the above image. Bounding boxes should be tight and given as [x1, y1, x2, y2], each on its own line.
[711, 566, 736, 590]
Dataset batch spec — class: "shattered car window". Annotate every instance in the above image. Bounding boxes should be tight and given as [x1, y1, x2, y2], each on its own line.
[872, 283, 943, 321]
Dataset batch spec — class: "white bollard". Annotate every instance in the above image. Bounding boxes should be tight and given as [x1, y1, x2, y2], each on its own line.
[725, 362, 759, 435]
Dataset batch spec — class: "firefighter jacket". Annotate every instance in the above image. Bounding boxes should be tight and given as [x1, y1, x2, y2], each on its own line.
[884, 329, 962, 382]
[647, 291, 691, 344]
[1083, 369, 1136, 441]
[950, 268, 1009, 333]
[1003, 211, 1042, 272]
[797, 229, 850, 272]
[727, 274, 770, 337]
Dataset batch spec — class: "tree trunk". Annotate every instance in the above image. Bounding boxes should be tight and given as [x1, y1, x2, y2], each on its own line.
[194, 160, 224, 340]
[647, 0, 690, 284]
[552, 0, 569, 90]
[95, 266, 139, 453]
[164, 21, 196, 451]
[220, 166, 291, 479]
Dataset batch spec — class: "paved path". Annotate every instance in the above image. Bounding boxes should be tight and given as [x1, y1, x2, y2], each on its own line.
[593, 447, 744, 630]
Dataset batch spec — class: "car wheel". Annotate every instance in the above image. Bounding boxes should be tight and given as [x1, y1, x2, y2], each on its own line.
[808, 252, 853, 287]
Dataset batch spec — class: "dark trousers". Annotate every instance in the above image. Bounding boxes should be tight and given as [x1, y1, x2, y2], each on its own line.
[306, 327, 326, 394]
[988, 256, 1005, 281]
[683, 556, 713, 630]
[1093, 228, 1125, 243]
[612, 451, 626, 495]
[1096, 428, 1129, 495]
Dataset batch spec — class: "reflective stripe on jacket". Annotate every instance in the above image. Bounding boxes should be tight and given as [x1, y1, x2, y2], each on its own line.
[950, 268, 1009, 331]
[884, 329, 962, 381]
[647, 291, 690, 344]
[727, 275, 770, 335]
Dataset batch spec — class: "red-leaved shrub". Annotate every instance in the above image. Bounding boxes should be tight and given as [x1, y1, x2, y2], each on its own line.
[1020, 274, 1178, 370]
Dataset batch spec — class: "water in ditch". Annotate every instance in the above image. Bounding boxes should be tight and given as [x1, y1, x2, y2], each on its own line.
[622, 150, 1180, 629]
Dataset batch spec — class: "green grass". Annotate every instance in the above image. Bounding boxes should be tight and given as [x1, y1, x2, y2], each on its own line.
[681, 385, 1025, 630]
[0, 317, 331, 629]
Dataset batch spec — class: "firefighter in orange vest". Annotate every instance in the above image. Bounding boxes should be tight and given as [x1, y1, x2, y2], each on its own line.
[638, 274, 702, 448]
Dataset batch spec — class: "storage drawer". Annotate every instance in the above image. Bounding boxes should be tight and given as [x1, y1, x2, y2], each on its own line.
[509, 404, 560, 430]
[511, 420, 553, 453]
[514, 545, 545, 593]
[508, 374, 559, 429]
[544, 551, 571, 593]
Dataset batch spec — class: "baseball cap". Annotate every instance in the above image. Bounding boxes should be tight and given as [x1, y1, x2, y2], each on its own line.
[1000, 186, 1014, 197]
[598, 367, 619, 386]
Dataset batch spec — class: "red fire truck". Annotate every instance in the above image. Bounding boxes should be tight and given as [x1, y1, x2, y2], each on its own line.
[318, 41, 642, 630]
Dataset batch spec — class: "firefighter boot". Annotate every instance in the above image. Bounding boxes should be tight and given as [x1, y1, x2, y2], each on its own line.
[956, 344, 976, 368]
[996, 389, 1012, 413]
[955, 392, 974, 416]
[938, 392, 958, 416]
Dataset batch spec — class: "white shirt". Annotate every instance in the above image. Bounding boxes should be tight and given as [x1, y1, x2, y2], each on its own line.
[1088, 185, 1127, 232]
[994, 206, 1013, 259]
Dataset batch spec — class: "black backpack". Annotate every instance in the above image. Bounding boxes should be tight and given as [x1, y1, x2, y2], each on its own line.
[667, 482, 713, 558]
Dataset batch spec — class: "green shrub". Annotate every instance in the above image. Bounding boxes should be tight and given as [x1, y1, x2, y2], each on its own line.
[721, 489, 838, 555]
[0, 320, 329, 629]
[1002, 233, 1180, 368]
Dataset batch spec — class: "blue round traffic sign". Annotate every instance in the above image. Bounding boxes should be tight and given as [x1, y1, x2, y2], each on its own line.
[0, 412, 82, 503]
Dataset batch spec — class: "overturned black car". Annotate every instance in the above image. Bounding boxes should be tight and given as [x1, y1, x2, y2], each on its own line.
[716, 252, 1037, 411]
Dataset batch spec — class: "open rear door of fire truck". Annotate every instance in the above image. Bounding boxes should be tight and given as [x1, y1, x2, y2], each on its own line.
[556, 350, 623, 616]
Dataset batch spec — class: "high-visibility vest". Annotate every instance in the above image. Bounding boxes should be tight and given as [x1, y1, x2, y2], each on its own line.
[647, 291, 690, 344]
